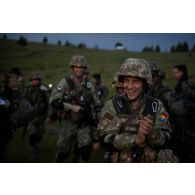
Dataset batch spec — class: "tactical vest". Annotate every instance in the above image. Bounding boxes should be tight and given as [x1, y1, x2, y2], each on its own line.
[64, 77, 93, 124]
[112, 94, 158, 120]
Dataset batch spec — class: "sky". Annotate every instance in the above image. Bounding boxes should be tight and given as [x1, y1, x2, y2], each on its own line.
[1, 33, 195, 52]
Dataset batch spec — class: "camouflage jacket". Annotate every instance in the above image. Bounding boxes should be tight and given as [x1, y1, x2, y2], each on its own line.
[170, 80, 195, 117]
[49, 75, 101, 123]
[94, 84, 109, 105]
[24, 84, 49, 123]
[98, 94, 172, 162]
[149, 84, 172, 113]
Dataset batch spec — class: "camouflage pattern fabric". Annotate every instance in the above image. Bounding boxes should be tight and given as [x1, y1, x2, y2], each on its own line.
[169, 79, 195, 162]
[118, 58, 153, 85]
[69, 55, 88, 69]
[49, 75, 101, 155]
[10, 98, 33, 127]
[98, 94, 173, 163]
[24, 84, 49, 140]
[94, 84, 109, 105]
[156, 149, 179, 163]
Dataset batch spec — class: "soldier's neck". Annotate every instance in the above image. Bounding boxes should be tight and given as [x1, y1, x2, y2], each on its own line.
[129, 95, 143, 110]
[73, 75, 84, 84]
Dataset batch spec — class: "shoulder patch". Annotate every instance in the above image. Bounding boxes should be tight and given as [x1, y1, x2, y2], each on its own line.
[159, 112, 168, 122]
[56, 85, 62, 91]
[112, 95, 131, 115]
[104, 112, 114, 121]
[0, 98, 6, 105]
[86, 81, 91, 89]
[99, 112, 114, 131]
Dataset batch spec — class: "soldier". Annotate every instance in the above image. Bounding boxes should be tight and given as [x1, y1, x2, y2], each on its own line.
[148, 62, 172, 112]
[103, 72, 125, 162]
[0, 70, 33, 162]
[24, 72, 49, 162]
[0, 96, 15, 162]
[48, 55, 101, 162]
[8, 67, 25, 92]
[91, 73, 109, 105]
[98, 58, 177, 163]
[170, 64, 195, 162]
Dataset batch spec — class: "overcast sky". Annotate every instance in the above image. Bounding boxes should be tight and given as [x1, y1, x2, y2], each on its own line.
[1, 33, 195, 52]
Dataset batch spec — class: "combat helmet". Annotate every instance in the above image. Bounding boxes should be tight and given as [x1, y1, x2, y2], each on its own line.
[30, 72, 42, 81]
[7, 73, 22, 91]
[118, 58, 152, 86]
[69, 55, 88, 69]
[112, 72, 124, 88]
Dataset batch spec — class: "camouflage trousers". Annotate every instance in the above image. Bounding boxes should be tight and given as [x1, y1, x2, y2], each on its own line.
[27, 122, 45, 140]
[56, 120, 92, 153]
[27, 121, 45, 162]
[104, 147, 178, 163]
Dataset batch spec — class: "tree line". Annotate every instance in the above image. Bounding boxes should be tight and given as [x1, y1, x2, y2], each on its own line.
[142, 42, 195, 53]
[2, 34, 195, 52]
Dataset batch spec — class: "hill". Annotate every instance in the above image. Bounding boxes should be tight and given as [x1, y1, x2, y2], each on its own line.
[0, 38, 195, 163]
[1, 38, 195, 96]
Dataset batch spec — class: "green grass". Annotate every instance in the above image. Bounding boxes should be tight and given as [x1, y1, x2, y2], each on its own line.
[1, 38, 195, 162]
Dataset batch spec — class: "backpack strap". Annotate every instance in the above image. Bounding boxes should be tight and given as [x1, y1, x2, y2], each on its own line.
[112, 95, 158, 133]
[112, 95, 131, 117]
[65, 77, 76, 91]
[143, 95, 158, 118]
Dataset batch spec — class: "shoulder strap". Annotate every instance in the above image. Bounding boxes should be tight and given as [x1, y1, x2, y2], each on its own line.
[120, 95, 158, 132]
[143, 95, 158, 117]
[112, 95, 131, 116]
[65, 77, 76, 91]
[122, 100, 145, 130]
[84, 78, 92, 90]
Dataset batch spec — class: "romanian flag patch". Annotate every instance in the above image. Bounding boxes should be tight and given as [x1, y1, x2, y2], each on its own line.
[159, 112, 168, 122]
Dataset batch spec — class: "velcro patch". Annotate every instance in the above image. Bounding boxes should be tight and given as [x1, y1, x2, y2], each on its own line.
[159, 112, 168, 122]
[104, 112, 114, 121]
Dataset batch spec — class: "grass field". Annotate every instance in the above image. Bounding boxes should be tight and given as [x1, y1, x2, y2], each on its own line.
[1, 38, 195, 163]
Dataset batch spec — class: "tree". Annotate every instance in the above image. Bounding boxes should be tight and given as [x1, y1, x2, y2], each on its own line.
[16, 35, 28, 46]
[77, 43, 87, 49]
[174, 42, 189, 52]
[65, 40, 75, 48]
[183, 41, 189, 52]
[155, 45, 161, 52]
[175, 42, 183, 52]
[115, 42, 123, 47]
[43, 36, 48, 44]
[170, 45, 175, 52]
[3, 34, 7, 39]
[142, 46, 154, 52]
[57, 40, 61, 45]
[191, 44, 195, 52]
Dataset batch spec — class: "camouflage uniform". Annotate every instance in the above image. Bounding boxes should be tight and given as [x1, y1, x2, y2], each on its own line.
[24, 72, 49, 161]
[92, 73, 109, 105]
[0, 71, 33, 162]
[148, 62, 172, 112]
[112, 72, 124, 95]
[49, 55, 101, 162]
[0, 97, 15, 162]
[170, 76, 195, 162]
[103, 72, 124, 162]
[98, 58, 176, 163]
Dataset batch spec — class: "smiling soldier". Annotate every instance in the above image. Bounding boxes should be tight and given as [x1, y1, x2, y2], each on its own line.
[98, 58, 176, 163]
